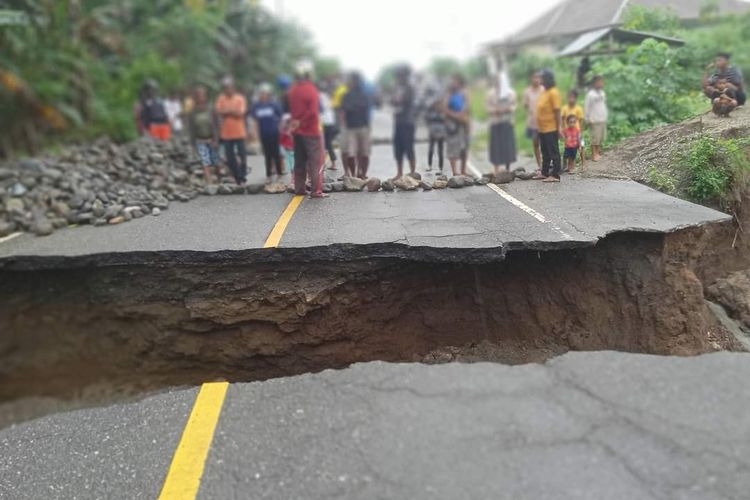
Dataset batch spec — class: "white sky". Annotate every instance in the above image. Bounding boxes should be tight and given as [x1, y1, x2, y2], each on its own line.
[261, 0, 561, 78]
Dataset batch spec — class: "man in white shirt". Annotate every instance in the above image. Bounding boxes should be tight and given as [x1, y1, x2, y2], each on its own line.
[584, 75, 608, 161]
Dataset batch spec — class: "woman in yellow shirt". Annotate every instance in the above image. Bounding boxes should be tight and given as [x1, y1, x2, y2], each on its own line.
[533, 70, 562, 182]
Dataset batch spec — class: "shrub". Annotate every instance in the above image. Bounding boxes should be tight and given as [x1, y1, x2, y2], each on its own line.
[681, 136, 750, 206]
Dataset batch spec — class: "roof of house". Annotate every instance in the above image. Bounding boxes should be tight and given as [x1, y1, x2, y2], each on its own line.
[494, 0, 750, 49]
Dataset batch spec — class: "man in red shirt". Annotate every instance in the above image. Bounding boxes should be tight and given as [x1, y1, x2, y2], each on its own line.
[288, 61, 325, 198]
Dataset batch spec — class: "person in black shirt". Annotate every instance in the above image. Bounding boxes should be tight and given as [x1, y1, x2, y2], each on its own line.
[340, 72, 372, 179]
[391, 65, 417, 179]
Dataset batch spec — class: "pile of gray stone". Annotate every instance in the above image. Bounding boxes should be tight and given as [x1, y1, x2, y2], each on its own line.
[0, 137, 204, 237]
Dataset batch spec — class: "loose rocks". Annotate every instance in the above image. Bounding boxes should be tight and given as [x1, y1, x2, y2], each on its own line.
[366, 178, 382, 192]
[448, 176, 466, 189]
[393, 176, 420, 191]
[263, 182, 288, 194]
[381, 180, 395, 192]
[343, 176, 367, 192]
[432, 180, 448, 189]
[492, 171, 515, 184]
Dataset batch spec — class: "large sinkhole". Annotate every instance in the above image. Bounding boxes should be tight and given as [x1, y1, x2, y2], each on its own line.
[0, 230, 744, 426]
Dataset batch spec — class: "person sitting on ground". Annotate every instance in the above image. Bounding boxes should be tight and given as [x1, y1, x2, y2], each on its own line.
[704, 52, 746, 107]
[391, 64, 417, 179]
[186, 86, 220, 185]
[250, 83, 284, 184]
[139, 80, 172, 141]
[584, 75, 608, 162]
[215, 76, 248, 185]
[561, 89, 585, 169]
[562, 115, 582, 175]
[443, 73, 471, 177]
[340, 71, 372, 179]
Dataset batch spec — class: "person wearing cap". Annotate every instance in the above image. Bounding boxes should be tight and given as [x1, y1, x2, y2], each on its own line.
[215, 76, 248, 184]
[704, 52, 745, 106]
[288, 60, 325, 198]
[250, 83, 284, 183]
[391, 64, 417, 179]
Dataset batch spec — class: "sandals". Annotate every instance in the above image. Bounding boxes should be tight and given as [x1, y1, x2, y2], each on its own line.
[542, 177, 561, 183]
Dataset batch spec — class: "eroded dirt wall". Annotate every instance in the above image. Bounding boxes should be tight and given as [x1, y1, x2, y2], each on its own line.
[0, 232, 738, 402]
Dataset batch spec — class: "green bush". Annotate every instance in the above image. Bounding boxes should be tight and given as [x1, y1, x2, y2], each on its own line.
[681, 136, 750, 205]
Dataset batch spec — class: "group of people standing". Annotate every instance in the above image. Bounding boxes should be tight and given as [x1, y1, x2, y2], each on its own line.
[514, 70, 608, 182]
[135, 62, 612, 194]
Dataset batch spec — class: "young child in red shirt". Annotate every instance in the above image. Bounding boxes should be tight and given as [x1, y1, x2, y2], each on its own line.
[562, 114, 582, 174]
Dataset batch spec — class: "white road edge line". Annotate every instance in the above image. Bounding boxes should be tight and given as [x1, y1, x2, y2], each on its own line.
[468, 161, 573, 241]
[0, 232, 22, 244]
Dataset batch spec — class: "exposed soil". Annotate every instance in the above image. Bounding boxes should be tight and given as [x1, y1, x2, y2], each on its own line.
[585, 106, 750, 183]
[0, 229, 743, 428]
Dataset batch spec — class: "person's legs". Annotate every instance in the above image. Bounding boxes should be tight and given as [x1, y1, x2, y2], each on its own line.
[324, 125, 337, 168]
[737, 90, 746, 106]
[404, 123, 416, 174]
[538, 132, 552, 178]
[528, 128, 542, 169]
[260, 134, 274, 179]
[356, 128, 371, 179]
[293, 135, 308, 195]
[437, 138, 444, 172]
[304, 135, 324, 197]
[197, 143, 214, 184]
[548, 131, 562, 179]
[428, 135, 436, 170]
[394, 124, 405, 178]
[236, 139, 248, 183]
[222, 139, 240, 183]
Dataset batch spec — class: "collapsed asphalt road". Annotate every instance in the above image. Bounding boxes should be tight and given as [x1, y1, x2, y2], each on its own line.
[0, 111, 748, 499]
[2, 352, 749, 500]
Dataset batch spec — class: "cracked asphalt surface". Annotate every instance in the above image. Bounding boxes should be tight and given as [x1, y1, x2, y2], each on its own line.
[1, 352, 749, 499]
[0, 124, 729, 268]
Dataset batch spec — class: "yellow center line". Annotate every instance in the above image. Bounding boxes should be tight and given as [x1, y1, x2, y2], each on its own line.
[263, 194, 304, 248]
[158, 382, 229, 500]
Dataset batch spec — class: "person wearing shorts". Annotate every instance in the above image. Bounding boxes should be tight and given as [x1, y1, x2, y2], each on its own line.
[341, 72, 372, 179]
[186, 86, 220, 184]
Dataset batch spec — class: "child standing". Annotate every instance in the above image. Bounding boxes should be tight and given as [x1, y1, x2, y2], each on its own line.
[561, 89, 585, 171]
[562, 115, 581, 174]
[279, 115, 295, 174]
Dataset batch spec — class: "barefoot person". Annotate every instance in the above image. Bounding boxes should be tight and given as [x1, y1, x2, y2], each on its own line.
[392, 64, 417, 179]
[487, 73, 517, 175]
[444, 74, 470, 177]
[523, 71, 544, 170]
[534, 70, 562, 183]
[423, 81, 447, 173]
[288, 60, 325, 198]
[341, 71, 372, 179]
[584, 75, 608, 162]
[186, 86, 220, 184]
[215, 76, 248, 184]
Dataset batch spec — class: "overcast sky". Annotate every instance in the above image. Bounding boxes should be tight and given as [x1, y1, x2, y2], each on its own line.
[260, 0, 561, 78]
